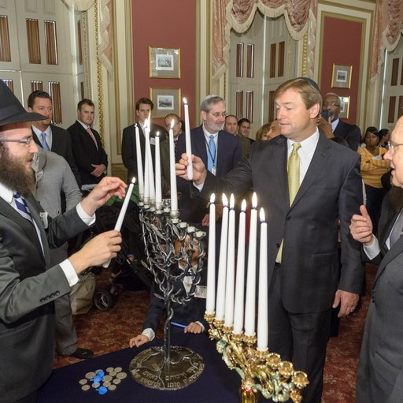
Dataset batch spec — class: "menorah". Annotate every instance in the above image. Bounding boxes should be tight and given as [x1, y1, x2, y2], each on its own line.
[129, 199, 207, 390]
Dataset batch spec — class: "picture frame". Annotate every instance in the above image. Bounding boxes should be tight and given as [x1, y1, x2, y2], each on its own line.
[339, 96, 350, 119]
[150, 88, 181, 118]
[149, 47, 181, 79]
[331, 64, 352, 88]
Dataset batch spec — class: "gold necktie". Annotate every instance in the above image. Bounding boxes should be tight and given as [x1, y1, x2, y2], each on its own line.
[276, 142, 301, 263]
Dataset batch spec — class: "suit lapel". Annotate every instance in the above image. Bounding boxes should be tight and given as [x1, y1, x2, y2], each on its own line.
[194, 127, 208, 167]
[270, 136, 290, 205]
[216, 131, 225, 176]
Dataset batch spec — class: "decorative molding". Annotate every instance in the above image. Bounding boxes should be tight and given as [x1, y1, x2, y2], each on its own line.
[49, 81, 62, 124]
[44, 20, 58, 65]
[391, 58, 399, 86]
[388, 96, 396, 123]
[3, 79, 13, 92]
[270, 43, 276, 78]
[0, 15, 11, 62]
[278, 41, 285, 77]
[31, 80, 43, 91]
[246, 43, 254, 78]
[246, 90, 253, 122]
[26, 18, 41, 64]
[236, 43, 243, 77]
[236, 90, 243, 119]
[77, 19, 83, 64]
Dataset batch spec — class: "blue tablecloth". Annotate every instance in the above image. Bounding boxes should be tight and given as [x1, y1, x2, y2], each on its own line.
[38, 331, 265, 403]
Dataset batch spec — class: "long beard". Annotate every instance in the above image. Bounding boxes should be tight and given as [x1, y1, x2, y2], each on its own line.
[0, 146, 35, 196]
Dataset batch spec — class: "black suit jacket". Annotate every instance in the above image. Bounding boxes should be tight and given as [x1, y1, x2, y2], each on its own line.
[32, 125, 80, 186]
[333, 119, 361, 151]
[176, 126, 242, 223]
[0, 193, 89, 402]
[121, 123, 169, 191]
[202, 133, 363, 313]
[67, 121, 108, 186]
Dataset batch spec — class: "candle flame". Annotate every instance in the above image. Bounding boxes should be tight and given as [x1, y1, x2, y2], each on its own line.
[170, 119, 175, 129]
[130, 177, 136, 184]
[230, 193, 235, 209]
[222, 193, 228, 206]
[183, 97, 188, 104]
[252, 192, 258, 208]
[210, 193, 215, 203]
[260, 207, 265, 222]
[241, 199, 247, 211]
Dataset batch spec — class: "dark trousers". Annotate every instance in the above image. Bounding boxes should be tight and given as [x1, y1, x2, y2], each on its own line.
[268, 265, 331, 403]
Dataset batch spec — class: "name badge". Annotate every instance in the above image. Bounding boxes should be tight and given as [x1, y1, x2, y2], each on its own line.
[195, 285, 206, 299]
[40, 211, 49, 229]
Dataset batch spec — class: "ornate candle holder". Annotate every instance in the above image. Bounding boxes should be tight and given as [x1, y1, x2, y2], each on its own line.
[130, 199, 206, 390]
[205, 314, 309, 402]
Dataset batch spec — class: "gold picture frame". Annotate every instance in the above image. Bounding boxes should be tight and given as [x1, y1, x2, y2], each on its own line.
[149, 88, 181, 118]
[149, 47, 181, 79]
[339, 96, 350, 119]
[331, 64, 352, 88]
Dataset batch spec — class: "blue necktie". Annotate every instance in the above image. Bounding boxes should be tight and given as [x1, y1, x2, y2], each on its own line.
[13, 192, 32, 222]
[207, 135, 216, 174]
[41, 132, 50, 150]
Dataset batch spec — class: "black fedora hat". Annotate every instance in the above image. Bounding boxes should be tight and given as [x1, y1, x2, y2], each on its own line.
[0, 79, 46, 127]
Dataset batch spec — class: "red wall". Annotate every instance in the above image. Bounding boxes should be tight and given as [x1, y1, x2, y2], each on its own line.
[320, 16, 362, 125]
[132, 0, 196, 126]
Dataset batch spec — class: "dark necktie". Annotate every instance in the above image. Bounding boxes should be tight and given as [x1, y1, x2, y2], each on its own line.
[13, 192, 33, 222]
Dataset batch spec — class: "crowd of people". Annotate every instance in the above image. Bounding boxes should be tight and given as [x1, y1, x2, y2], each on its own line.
[0, 73, 401, 403]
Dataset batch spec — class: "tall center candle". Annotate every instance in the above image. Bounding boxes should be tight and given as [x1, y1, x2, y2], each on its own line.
[154, 132, 162, 210]
[233, 199, 247, 334]
[168, 119, 178, 213]
[257, 208, 268, 351]
[244, 192, 258, 336]
[215, 194, 229, 321]
[205, 193, 216, 314]
[134, 124, 144, 201]
[183, 98, 193, 180]
[224, 194, 236, 327]
[145, 119, 155, 203]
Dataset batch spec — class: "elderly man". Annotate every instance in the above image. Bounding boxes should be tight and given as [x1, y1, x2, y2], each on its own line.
[351, 116, 403, 402]
[177, 78, 363, 402]
[0, 80, 123, 403]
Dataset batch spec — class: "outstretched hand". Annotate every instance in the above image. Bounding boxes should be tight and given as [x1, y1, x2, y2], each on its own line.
[129, 334, 150, 348]
[176, 153, 207, 186]
[350, 205, 374, 245]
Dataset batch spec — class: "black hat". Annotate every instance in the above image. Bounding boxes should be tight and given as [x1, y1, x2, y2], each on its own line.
[0, 79, 46, 127]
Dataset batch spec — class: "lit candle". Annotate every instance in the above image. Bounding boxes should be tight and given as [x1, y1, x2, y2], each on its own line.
[215, 193, 228, 321]
[205, 193, 216, 314]
[145, 119, 155, 204]
[155, 132, 162, 210]
[257, 208, 268, 351]
[233, 199, 247, 334]
[183, 97, 193, 180]
[134, 124, 144, 201]
[244, 192, 258, 336]
[168, 119, 178, 213]
[224, 194, 236, 327]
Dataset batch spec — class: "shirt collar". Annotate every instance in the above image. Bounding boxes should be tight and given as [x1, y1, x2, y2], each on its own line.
[202, 125, 218, 141]
[287, 128, 320, 153]
[78, 120, 91, 130]
[331, 118, 339, 132]
[0, 182, 14, 204]
[32, 125, 51, 136]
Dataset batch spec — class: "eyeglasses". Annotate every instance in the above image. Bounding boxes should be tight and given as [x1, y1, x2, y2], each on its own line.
[387, 141, 403, 151]
[0, 136, 34, 146]
[209, 112, 226, 118]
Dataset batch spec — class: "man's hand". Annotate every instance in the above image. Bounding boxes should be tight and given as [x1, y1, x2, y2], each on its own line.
[350, 205, 374, 245]
[69, 230, 122, 274]
[184, 322, 203, 334]
[91, 163, 106, 177]
[332, 290, 359, 318]
[176, 153, 207, 186]
[129, 334, 150, 348]
[80, 176, 126, 216]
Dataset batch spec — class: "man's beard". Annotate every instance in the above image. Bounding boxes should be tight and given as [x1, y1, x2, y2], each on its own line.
[0, 146, 35, 196]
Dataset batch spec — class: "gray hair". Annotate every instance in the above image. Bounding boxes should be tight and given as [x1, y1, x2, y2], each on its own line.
[200, 95, 225, 113]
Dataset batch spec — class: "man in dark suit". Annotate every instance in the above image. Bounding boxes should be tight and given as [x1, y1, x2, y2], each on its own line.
[351, 116, 403, 402]
[323, 92, 361, 151]
[68, 99, 108, 188]
[176, 95, 242, 224]
[27, 90, 81, 186]
[121, 97, 169, 190]
[0, 80, 123, 403]
[177, 78, 363, 402]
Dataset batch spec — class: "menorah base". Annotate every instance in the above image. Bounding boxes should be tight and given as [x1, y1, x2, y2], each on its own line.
[129, 345, 205, 390]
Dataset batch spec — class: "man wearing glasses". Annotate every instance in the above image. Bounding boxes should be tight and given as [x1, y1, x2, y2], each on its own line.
[351, 116, 403, 402]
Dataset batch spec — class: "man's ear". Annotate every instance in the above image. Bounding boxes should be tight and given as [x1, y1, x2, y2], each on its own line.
[201, 111, 207, 122]
[309, 103, 320, 119]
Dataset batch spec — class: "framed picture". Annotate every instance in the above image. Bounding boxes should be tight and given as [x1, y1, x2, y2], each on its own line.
[150, 88, 181, 118]
[331, 64, 352, 88]
[339, 96, 350, 119]
[149, 47, 181, 78]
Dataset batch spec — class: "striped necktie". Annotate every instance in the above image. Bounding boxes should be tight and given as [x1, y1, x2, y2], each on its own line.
[41, 132, 50, 150]
[13, 192, 33, 222]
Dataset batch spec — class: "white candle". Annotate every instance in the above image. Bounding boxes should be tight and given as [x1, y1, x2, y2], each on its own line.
[155, 132, 162, 210]
[134, 124, 144, 201]
[257, 208, 268, 351]
[215, 193, 229, 321]
[169, 119, 178, 213]
[145, 119, 155, 203]
[205, 193, 216, 314]
[143, 122, 150, 203]
[244, 192, 258, 336]
[183, 97, 193, 180]
[224, 194, 236, 327]
[233, 199, 247, 334]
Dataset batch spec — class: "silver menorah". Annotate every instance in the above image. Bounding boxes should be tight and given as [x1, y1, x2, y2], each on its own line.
[129, 199, 207, 390]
